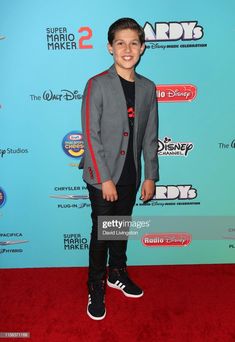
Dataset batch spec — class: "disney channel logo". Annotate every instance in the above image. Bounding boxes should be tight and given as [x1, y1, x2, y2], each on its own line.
[62, 131, 85, 158]
[0, 187, 6, 208]
[158, 137, 194, 157]
[30, 89, 82, 102]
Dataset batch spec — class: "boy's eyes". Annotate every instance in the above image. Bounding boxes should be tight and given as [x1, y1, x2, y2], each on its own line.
[115, 41, 139, 46]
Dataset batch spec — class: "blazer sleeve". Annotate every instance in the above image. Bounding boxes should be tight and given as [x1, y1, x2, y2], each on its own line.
[81, 77, 111, 184]
[142, 84, 159, 182]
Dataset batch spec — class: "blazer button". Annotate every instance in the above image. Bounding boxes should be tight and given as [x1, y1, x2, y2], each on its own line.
[120, 150, 125, 155]
[123, 132, 128, 137]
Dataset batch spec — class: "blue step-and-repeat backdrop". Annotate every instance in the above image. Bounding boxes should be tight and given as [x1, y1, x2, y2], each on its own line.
[1, 0, 235, 268]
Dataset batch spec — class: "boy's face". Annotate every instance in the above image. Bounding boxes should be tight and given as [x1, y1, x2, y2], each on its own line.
[107, 29, 145, 74]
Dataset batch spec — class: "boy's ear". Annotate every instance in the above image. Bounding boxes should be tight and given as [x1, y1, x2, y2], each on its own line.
[140, 43, 146, 55]
[107, 43, 113, 55]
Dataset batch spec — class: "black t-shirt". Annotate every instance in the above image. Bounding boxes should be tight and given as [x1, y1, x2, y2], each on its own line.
[117, 75, 137, 185]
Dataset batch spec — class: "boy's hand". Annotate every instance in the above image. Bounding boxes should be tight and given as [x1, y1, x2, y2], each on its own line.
[141, 180, 155, 202]
[102, 180, 118, 202]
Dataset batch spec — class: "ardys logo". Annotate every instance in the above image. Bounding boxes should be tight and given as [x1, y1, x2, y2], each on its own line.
[62, 131, 84, 158]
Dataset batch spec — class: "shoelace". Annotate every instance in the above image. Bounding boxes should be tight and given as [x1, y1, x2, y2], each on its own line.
[113, 268, 136, 287]
[89, 281, 105, 304]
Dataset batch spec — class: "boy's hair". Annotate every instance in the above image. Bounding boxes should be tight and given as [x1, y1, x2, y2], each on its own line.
[108, 18, 145, 45]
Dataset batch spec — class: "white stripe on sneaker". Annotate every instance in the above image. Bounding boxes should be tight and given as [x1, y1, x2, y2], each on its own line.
[114, 280, 126, 289]
[107, 279, 144, 298]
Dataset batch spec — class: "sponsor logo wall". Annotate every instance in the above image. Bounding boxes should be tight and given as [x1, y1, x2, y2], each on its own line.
[0, 0, 234, 268]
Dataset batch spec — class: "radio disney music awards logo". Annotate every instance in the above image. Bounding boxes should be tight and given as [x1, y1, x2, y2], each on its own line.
[156, 84, 197, 102]
[0, 187, 6, 208]
[30, 89, 82, 102]
[49, 185, 90, 209]
[0, 232, 29, 254]
[136, 184, 200, 208]
[63, 233, 88, 250]
[46, 26, 93, 50]
[0, 147, 29, 158]
[143, 20, 207, 50]
[158, 137, 194, 157]
[154, 184, 198, 201]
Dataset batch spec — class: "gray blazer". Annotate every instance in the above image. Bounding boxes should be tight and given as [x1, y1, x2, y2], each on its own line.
[80, 64, 159, 190]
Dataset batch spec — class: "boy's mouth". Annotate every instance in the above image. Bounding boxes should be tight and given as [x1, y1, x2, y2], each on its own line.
[122, 56, 133, 61]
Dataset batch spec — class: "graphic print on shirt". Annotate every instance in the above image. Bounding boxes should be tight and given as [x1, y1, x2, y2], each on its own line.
[128, 106, 135, 119]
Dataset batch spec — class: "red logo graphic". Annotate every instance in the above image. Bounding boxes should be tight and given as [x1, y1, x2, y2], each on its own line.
[128, 107, 135, 118]
[156, 84, 197, 102]
[142, 233, 192, 247]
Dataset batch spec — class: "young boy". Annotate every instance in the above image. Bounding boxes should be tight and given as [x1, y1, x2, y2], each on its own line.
[81, 18, 159, 320]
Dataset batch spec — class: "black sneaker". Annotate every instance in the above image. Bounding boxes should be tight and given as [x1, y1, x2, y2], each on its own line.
[107, 267, 144, 298]
[87, 280, 106, 320]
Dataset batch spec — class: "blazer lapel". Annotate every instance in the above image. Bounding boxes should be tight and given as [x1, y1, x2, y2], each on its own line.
[108, 65, 128, 124]
[134, 73, 144, 142]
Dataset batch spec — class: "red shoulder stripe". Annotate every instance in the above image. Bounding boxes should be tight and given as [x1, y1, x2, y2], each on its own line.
[85, 78, 101, 183]
[85, 71, 108, 183]
[92, 70, 108, 79]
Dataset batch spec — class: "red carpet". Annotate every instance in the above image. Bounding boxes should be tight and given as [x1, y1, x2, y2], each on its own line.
[1, 264, 235, 341]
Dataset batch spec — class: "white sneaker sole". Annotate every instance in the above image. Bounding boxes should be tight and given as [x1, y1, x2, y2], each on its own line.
[87, 305, 106, 320]
[107, 280, 144, 298]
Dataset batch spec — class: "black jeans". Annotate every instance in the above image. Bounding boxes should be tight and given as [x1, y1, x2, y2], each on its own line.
[87, 183, 137, 282]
